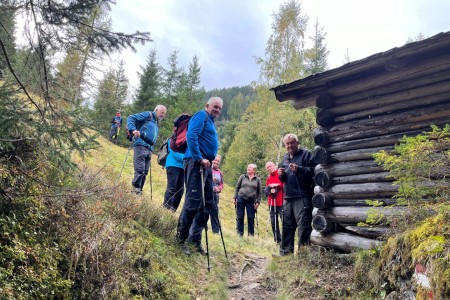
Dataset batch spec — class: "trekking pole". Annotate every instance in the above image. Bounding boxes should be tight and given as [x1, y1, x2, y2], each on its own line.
[267, 202, 271, 236]
[214, 190, 228, 259]
[200, 166, 212, 272]
[149, 160, 153, 201]
[116, 138, 134, 185]
[255, 208, 259, 238]
[274, 204, 278, 243]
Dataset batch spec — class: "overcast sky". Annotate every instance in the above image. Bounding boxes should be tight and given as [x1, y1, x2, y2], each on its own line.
[109, 0, 450, 93]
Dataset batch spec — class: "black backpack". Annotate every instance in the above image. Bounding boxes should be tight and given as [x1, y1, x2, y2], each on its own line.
[157, 138, 169, 167]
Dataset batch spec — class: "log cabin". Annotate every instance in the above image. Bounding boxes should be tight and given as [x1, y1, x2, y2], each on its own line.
[271, 31, 450, 252]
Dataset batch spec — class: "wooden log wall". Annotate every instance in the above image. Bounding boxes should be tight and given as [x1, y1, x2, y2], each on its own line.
[309, 49, 450, 251]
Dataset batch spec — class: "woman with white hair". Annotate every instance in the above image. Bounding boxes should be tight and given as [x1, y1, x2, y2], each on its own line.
[233, 164, 262, 236]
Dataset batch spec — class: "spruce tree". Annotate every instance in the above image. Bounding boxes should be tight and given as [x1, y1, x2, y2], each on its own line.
[133, 48, 161, 113]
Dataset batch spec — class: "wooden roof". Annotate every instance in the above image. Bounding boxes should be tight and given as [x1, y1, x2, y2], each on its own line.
[271, 31, 450, 109]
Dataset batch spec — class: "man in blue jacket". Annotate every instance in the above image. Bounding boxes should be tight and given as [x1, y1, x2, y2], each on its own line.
[177, 97, 223, 255]
[109, 111, 123, 143]
[127, 105, 167, 195]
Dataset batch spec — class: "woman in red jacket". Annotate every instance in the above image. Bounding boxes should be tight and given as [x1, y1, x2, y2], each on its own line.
[265, 161, 283, 244]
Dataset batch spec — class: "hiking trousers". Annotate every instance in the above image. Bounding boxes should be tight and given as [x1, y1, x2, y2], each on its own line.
[270, 205, 283, 243]
[236, 196, 256, 236]
[177, 158, 213, 243]
[163, 166, 185, 211]
[132, 145, 151, 190]
[210, 192, 220, 233]
[280, 197, 313, 254]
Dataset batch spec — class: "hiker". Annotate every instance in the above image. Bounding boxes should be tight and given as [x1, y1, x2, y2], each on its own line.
[233, 164, 262, 237]
[278, 133, 316, 255]
[127, 105, 167, 195]
[210, 155, 224, 234]
[109, 111, 122, 143]
[176, 97, 223, 255]
[163, 138, 185, 211]
[265, 161, 283, 244]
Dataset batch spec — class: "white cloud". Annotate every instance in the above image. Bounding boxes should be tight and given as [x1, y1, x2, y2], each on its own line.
[107, 0, 450, 92]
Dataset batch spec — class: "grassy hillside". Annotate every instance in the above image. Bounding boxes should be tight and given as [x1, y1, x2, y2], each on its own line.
[76, 135, 280, 298]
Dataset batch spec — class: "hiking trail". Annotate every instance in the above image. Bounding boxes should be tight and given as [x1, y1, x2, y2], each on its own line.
[227, 252, 276, 300]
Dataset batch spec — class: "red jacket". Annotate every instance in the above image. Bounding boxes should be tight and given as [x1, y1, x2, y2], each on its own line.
[266, 171, 283, 207]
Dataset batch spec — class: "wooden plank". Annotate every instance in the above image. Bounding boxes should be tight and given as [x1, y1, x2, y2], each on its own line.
[324, 101, 450, 136]
[289, 52, 450, 110]
[324, 116, 450, 144]
[335, 92, 450, 123]
[327, 75, 450, 116]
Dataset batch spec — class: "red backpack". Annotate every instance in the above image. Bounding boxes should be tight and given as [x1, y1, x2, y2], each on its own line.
[169, 113, 192, 153]
[169, 112, 208, 153]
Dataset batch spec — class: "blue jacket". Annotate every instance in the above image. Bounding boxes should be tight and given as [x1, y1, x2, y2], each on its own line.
[126, 111, 159, 150]
[184, 110, 218, 161]
[111, 116, 122, 129]
[165, 139, 184, 169]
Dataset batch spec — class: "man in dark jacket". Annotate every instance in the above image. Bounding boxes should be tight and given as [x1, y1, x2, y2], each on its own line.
[278, 133, 316, 255]
[177, 97, 223, 255]
[127, 105, 167, 195]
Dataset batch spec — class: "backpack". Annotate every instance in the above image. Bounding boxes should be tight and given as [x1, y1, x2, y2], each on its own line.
[125, 113, 153, 142]
[169, 112, 208, 153]
[169, 113, 192, 153]
[157, 138, 169, 167]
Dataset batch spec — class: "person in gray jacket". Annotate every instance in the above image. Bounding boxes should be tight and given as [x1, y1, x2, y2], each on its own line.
[233, 164, 261, 236]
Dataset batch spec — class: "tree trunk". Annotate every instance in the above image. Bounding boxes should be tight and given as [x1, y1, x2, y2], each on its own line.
[315, 171, 393, 188]
[315, 206, 409, 224]
[314, 160, 385, 177]
[319, 182, 399, 199]
[332, 198, 398, 207]
[343, 225, 391, 239]
[310, 230, 382, 252]
[313, 146, 393, 165]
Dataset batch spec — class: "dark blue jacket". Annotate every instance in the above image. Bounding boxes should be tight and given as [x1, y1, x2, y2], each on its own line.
[184, 110, 218, 161]
[126, 111, 158, 150]
[279, 148, 316, 199]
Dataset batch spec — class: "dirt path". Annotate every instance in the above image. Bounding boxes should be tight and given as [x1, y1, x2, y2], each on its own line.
[227, 252, 277, 300]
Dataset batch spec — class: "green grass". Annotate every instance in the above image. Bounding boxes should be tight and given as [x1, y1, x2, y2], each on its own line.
[75, 136, 283, 298]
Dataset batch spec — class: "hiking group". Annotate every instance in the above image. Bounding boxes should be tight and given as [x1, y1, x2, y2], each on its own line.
[111, 96, 316, 257]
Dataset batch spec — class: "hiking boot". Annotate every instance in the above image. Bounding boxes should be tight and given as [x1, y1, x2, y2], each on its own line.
[180, 243, 191, 256]
[196, 245, 207, 255]
[133, 187, 142, 195]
